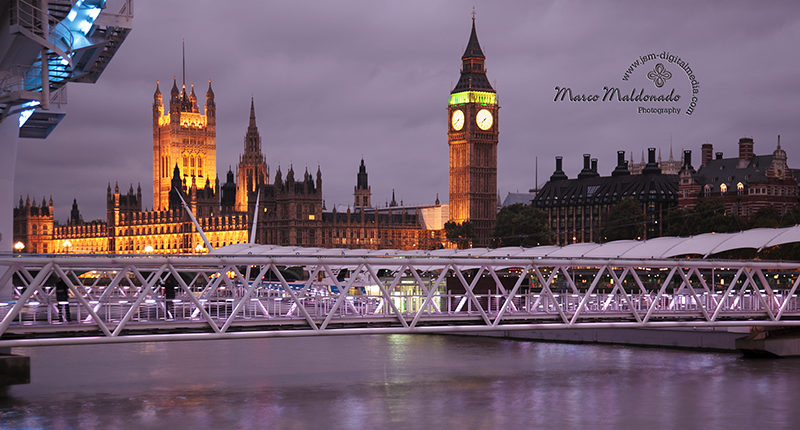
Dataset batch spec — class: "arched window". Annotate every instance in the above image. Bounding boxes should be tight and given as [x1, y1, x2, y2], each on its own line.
[704, 185, 711, 197]
[720, 183, 727, 194]
[737, 182, 744, 194]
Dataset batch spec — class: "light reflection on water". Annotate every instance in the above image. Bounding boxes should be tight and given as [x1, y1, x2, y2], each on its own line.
[2, 335, 800, 429]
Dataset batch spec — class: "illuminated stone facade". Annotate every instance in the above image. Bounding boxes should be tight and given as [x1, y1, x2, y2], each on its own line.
[14, 34, 470, 253]
[152, 79, 217, 211]
[236, 98, 268, 212]
[448, 19, 498, 247]
[13, 197, 54, 254]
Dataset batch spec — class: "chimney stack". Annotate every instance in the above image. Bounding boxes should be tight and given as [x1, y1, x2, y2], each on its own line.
[612, 150, 630, 176]
[578, 154, 594, 179]
[642, 147, 662, 175]
[738, 137, 754, 167]
[701, 143, 713, 166]
[550, 156, 568, 181]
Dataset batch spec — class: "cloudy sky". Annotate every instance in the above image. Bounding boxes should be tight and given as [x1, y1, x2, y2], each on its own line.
[13, 0, 800, 221]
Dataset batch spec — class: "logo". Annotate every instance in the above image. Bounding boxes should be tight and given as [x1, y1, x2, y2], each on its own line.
[552, 51, 700, 116]
[646, 63, 671, 88]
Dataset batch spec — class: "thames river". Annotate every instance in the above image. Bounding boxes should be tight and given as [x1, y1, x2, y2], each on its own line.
[2, 335, 800, 429]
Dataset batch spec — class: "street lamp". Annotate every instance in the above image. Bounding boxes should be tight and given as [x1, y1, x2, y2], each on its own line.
[13, 241, 24, 253]
[144, 245, 154, 254]
[62, 240, 72, 254]
[195, 243, 205, 254]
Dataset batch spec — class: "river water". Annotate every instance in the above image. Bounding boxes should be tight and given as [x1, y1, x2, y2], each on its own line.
[2, 335, 800, 429]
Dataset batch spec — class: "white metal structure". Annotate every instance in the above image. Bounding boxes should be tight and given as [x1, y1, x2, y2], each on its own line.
[0, 242, 798, 347]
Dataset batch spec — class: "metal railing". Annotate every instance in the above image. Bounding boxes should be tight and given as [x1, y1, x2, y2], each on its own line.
[1, 254, 798, 346]
[9, 0, 75, 57]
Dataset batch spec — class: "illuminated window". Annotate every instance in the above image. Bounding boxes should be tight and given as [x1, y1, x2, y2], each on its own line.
[720, 183, 727, 194]
[704, 185, 711, 197]
[737, 182, 744, 194]
[308, 214, 315, 220]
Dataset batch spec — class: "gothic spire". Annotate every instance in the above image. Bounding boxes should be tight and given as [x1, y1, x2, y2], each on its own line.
[452, 15, 493, 93]
[462, 17, 485, 59]
[206, 80, 215, 99]
[170, 77, 179, 97]
[249, 96, 257, 129]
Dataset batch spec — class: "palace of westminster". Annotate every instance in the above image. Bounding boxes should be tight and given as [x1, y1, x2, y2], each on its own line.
[12, 19, 800, 254]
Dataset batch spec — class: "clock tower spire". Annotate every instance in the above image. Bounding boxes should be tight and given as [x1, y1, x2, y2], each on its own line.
[448, 15, 498, 247]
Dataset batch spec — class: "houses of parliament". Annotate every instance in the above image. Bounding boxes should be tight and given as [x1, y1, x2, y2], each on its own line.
[13, 19, 500, 254]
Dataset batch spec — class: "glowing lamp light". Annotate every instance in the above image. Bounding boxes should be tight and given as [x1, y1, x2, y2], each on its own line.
[62, 240, 72, 253]
[13, 241, 25, 252]
[144, 245, 154, 253]
[195, 243, 205, 253]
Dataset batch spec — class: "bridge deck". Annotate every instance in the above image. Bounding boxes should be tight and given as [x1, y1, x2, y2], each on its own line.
[1, 254, 798, 347]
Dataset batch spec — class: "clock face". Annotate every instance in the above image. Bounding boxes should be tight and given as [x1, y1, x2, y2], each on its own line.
[451, 109, 465, 131]
[476, 109, 493, 130]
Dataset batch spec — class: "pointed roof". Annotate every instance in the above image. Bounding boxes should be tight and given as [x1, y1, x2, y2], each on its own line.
[249, 96, 257, 129]
[206, 80, 215, 98]
[452, 18, 494, 94]
[462, 19, 485, 59]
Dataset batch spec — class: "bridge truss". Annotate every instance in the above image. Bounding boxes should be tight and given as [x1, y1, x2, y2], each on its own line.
[0, 254, 799, 347]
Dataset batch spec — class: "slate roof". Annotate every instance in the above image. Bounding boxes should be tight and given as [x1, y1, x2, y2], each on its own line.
[693, 155, 773, 188]
[462, 21, 485, 59]
[533, 172, 679, 207]
[452, 21, 494, 93]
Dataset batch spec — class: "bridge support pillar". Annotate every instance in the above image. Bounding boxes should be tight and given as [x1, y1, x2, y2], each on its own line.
[735, 328, 800, 357]
[0, 113, 20, 302]
[0, 347, 30, 386]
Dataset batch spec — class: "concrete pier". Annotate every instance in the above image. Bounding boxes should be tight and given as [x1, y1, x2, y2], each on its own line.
[735, 328, 800, 357]
[0, 347, 30, 386]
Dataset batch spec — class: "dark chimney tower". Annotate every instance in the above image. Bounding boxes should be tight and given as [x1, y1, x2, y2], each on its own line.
[612, 150, 630, 176]
[642, 147, 662, 175]
[578, 154, 594, 179]
[550, 156, 568, 181]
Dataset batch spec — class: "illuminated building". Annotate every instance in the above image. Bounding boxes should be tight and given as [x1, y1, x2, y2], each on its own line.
[15, 94, 446, 253]
[152, 78, 217, 211]
[13, 197, 54, 254]
[448, 17, 499, 247]
[236, 98, 268, 212]
[678, 136, 800, 217]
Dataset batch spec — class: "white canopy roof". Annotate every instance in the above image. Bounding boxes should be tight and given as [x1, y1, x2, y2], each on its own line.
[211, 224, 800, 261]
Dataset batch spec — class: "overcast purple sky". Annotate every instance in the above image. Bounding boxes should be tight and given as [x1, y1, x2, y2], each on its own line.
[13, 0, 800, 222]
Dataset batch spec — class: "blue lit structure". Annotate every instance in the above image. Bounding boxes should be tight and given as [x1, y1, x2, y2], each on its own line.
[0, 1, 133, 259]
[2, 0, 133, 137]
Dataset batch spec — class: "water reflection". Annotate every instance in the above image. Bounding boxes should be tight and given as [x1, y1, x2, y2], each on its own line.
[2, 335, 800, 429]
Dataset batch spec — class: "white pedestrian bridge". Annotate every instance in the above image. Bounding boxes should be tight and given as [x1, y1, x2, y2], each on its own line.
[1, 226, 799, 348]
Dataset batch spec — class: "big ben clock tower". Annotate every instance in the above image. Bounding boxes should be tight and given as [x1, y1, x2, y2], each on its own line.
[448, 16, 498, 247]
